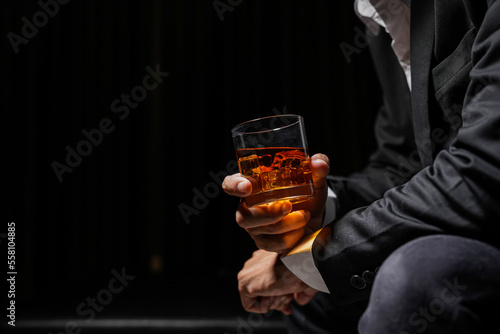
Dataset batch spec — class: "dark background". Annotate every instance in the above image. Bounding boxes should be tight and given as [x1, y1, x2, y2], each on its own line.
[2, 0, 380, 331]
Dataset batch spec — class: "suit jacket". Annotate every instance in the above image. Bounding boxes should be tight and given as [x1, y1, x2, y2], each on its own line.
[314, 0, 500, 305]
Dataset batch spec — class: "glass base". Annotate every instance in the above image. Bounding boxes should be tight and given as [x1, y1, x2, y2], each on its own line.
[244, 183, 315, 207]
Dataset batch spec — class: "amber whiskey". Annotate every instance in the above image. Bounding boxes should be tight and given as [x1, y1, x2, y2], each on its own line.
[236, 147, 315, 206]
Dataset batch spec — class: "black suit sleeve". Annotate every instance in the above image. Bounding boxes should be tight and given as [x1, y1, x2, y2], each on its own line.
[328, 30, 419, 217]
[314, 1, 500, 305]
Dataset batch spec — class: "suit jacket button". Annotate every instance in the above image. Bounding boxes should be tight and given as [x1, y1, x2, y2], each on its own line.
[362, 270, 375, 283]
[350, 275, 366, 289]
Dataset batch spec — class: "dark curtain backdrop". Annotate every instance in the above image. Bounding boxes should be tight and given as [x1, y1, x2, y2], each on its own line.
[3, 0, 381, 323]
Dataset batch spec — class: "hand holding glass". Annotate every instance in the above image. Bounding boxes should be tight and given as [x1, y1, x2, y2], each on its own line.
[231, 115, 315, 207]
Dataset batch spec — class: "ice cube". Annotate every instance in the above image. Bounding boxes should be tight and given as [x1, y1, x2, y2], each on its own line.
[238, 154, 260, 176]
[271, 153, 286, 169]
[260, 172, 270, 190]
[268, 170, 279, 188]
[280, 167, 293, 186]
[281, 150, 304, 168]
[258, 154, 273, 172]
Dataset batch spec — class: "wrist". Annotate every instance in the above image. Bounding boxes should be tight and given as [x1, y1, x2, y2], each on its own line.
[280, 229, 330, 293]
[306, 209, 325, 233]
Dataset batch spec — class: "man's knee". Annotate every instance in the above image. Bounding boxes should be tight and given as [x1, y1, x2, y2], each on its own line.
[359, 235, 500, 333]
[369, 236, 450, 306]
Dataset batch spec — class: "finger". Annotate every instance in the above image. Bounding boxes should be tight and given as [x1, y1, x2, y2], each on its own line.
[294, 287, 318, 306]
[258, 297, 274, 313]
[310, 154, 330, 191]
[269, 294, 293, 312]
[241, 294, 265, 314]
[222, 173, 252, 197]
[247, 210, 310, 236]
[236, 200, 293, 229]
[280, 303, 293, 315]
[253, 228, 305, 253]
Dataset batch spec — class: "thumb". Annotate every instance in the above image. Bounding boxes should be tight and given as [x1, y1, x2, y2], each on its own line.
[222, 173, 252, 197]
[310, 154, 330, 191]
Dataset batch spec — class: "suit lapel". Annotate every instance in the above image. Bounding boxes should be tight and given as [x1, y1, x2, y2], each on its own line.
[410, 0, 435, 167]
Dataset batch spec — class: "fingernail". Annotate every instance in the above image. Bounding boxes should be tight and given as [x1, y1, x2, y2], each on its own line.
[237, 181, 248, 193]
[303, 210, 311, 220]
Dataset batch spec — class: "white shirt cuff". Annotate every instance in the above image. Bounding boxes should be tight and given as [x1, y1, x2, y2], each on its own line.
[323, 186, 338, 227]
[280, 229, 330, 293]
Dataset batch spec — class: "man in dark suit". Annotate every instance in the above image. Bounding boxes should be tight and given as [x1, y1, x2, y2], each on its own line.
[223, 0, 500, 332]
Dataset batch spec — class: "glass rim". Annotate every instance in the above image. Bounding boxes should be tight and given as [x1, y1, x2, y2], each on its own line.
[231, 114, 303, 136]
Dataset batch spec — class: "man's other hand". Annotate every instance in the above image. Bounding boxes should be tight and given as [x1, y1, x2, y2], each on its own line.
[237, 249, 318, 315]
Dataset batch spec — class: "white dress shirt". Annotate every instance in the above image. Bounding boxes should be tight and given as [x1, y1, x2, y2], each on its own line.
[355, 0, 411, 90]
[281, 0, 411, 293]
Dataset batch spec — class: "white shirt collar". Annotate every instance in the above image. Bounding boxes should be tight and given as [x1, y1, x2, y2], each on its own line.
[355, 0, 412, 90]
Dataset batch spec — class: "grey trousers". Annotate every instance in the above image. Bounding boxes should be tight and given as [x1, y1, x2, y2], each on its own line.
[285, 235, 500, 333]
